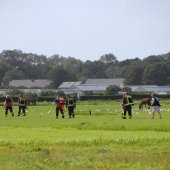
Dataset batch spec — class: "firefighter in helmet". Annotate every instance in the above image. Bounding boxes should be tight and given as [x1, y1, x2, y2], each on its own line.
[18, 94, 27, 116]
[122, 92, 134, 119]
[66, 94, 76, 118]
[4, 95, 14, 117]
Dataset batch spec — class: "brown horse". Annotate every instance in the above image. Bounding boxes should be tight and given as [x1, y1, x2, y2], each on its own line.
[139, 98, 151, 109]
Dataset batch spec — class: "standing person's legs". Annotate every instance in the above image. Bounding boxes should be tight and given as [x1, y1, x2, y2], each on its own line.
[18, 106, 22, 116]
[22, 107, 26, 116]
[5, 107, 8, 116]
[56, 107, 59, 118]
[72, 107, 75, 118]
[9, 107, 14, 116]
[151, 111, 155, 119]
[151, 106, 159, 119]
[127, 105, 132, 118]
[68, 106, 74, 118]
[155, 106, 162, 119]
[60, 109, 65, 118]
[122, 107, 127, 119]
[158, 111, 162, 119]
[68, 107, 72, 118]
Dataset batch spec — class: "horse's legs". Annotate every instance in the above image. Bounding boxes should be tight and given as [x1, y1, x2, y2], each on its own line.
[144, 104, 147, 109]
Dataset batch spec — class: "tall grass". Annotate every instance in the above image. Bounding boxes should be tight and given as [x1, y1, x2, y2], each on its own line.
[0, 100, 169, 169]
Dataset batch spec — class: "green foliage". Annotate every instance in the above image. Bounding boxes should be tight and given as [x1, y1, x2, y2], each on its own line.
[5, 88, 24, 96]
[48, 66, 77, 88]
[106, 85, 121, 95]
[142, 62, 169, 85]
[0, 100, 170, 169]
[0, 50, 170, 87]
[124, 62, 143, 85]
[122, 86, 132, 93]
[39, 90, 56, 96]
[99, 53, 117, 64]
[25, 92, 38, 99]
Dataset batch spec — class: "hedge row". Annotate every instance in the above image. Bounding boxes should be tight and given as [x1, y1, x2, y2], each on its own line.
[0, 94, 169, 102]
[79, 94, 170, 100]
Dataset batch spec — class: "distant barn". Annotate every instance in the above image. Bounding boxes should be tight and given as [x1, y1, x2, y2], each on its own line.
[84, 78, 125, 88]
[128, 85, 170, 95]
[57, 78, 125, 96]
[9, 79, 52, 88]
[57, 81, 82, 94]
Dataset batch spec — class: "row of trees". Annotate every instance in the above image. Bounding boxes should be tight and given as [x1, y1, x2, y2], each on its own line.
[0, 49, 170, 88]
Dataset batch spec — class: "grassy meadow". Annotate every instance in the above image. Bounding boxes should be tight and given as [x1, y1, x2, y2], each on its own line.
[0, 99, 170, 170]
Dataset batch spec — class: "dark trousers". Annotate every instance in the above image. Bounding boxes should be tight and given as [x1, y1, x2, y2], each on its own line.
[122, 105, 132, 118]
[56, 107, 64, 118]
[5, 107, 14, 116]
[68, 106, 75, 118]
[18, 106, 26, 116]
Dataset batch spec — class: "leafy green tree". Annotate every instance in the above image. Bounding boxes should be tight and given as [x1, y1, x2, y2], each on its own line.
[81, 60, 107, 78]
[121, 87, 132, 93]
[124, 63, 143, 85]
[99, 53, 117, 64]
[105, 65, 125, 78]
[1, 49, 170, 88]
[63, 57, 83, 72]
[106, 85, 121, 95]
[143, 55, 162, 64]
[105, 66, 115, 78]
[3, 68, 25, 86]
[39, 90, 56, 96]
[48, 67, 77, 88]
[142, 63, 169, 85]
[5, 88, 24, 96]
[0, 62, 11, 83]
[47, 54, 65, 68]
[0, 49, 48, 79]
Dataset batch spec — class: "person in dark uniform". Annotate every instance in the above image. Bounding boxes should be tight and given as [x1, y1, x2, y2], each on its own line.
[122, 92, 134, 119]
[4, 95, 14, 117]
[66, 94, 76, 118]
[151, 92, 162, 119]
[18, 94, 27, 116]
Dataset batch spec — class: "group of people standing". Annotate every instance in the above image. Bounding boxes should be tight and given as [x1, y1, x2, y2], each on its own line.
[122, 92, 162, 119]
[4, 94, 27, 117]
[3, 94, 77, 119]
[3, 92, 162, 119]
[53, 95, 76, 119]
[53, 92, 162, 119]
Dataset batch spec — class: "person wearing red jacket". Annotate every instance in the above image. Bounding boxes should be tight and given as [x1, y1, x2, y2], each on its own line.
[53, 95, 65, 119]
[4, 95, 14, 117]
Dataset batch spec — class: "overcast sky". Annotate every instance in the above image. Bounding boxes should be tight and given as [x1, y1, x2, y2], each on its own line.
[0, 0, 170, 61]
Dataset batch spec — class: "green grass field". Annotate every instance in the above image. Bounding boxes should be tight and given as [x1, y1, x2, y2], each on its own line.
[0, 100, 170, 170]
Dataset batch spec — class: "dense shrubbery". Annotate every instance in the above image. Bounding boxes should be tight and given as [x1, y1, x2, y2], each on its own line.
[0, 50, 169, 88]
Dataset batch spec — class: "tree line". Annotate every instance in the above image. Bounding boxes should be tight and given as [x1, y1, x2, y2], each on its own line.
[0, 49, 169, 88]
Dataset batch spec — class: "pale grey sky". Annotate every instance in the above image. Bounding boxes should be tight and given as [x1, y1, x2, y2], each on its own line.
[0, 0, 170, 61]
